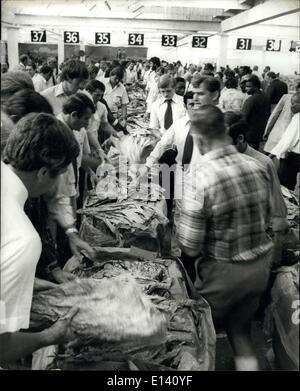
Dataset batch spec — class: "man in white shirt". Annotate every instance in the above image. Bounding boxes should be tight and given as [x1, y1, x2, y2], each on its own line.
[149, 75, 186, 136]
[125, 61, 138, 87]
[145, 91, 194, 206]
[102, 66, 129, 125]
[181, 75, 221, 167]
[1, 112, 80, 364]
[149, 74, 186, 219]
[270, 92, 300, 190]
[55, 92, 98, 203]
[84, 79, 120, 158]
[96, 61, 108, 81]
[32, 64, 53, 93]
[42, 59, 89, 115]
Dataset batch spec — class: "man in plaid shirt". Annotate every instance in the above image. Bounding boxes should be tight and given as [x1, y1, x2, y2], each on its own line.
[177, 105, 274, 371]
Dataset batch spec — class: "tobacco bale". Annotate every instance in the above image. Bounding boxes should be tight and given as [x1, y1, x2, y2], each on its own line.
[30, 277, 167, 344]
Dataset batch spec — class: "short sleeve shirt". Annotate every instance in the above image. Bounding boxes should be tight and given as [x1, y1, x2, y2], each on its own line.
[103, 79, 129, 113]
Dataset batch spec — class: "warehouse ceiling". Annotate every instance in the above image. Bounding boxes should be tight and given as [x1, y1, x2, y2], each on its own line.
[1, 0, 254, 42]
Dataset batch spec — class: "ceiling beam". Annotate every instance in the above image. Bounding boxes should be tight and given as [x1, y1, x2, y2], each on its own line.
[221, 0, 300, 32]
[137, 0, 250, 9]
[9, 14, 221, 34]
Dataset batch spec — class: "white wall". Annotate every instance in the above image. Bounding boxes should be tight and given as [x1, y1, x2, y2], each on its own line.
[2, 21, 299, 75]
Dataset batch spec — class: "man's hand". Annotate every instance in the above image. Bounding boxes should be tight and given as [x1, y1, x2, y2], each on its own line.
[98, 148, 107, 162]
[51, 267, 77, 284]
[42, 307, 79, 346]
[34, 277, 58, 292]
[68, 232, 96, 260]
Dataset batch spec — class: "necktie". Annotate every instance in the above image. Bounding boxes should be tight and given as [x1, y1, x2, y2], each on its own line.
[164, 100, 173, 130]
[182, 131, 194, 168]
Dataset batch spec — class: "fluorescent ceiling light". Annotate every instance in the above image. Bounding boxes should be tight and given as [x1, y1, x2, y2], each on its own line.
[104, 1, 111, 11]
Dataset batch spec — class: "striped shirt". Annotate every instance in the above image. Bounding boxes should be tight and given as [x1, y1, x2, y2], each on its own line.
[177, 145, 274, 262]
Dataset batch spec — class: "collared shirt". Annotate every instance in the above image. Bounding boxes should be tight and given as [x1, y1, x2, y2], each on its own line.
[244, 144, 288, 231]
[146, 114, 190, 167]
[86, 101, 108, 136]
[125, 69, 137, 84]
[271, 112, 300, 159]
[146, 115, 191, 200]
[82, 90, 108, 135]
[219, 88, 247, 112]
[146, 82, 160, 114]
[96, 68, 105, 81]
[263, 94, 293, 153]
[1, 162, 42, 333]
[177, 145, 273, 263]
[103, 78, 129, 113]
[32, 73, 48, 93]
[41, 82, 70, 116]
[149, 94, 186, 135]
[56, 113, 91, 197]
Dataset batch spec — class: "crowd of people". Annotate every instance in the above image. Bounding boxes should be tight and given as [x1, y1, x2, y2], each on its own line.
[1, 51, 299, 370]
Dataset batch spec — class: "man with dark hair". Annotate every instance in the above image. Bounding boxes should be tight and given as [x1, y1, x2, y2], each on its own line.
[102, 66, 129, 125]
[177, 105, 274, 371]
[13, 54, 29, 72]
[219, 77, 246, 111]
[242, 75, 270, 150]
[85, 79, 128, 137]
[3, 89, 53, 123]
[174, 77, 186, 97]
[57, 92, 96, 198]
[1, 113, 80, 364]
[125, 61, 137, 88]
[84, 80, 120, 155]
[1, 71, 34, 101]
[42, 59, 89, 115]
[25, 63, 37, 78]
[47, 57, 58, 87]
[47, 92, 97, 261]
[265, 71, 288, 109]
[33, 64, 53, 93]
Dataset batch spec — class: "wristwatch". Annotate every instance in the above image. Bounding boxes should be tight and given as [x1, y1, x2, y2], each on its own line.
[65, 227, 79, 235]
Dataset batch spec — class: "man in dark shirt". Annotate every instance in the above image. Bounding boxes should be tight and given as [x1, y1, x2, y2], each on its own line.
[266, 72, 288, 109]
[242, 75, 270, 150]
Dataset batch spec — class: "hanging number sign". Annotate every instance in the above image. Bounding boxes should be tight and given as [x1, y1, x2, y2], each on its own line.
[64, 31, 80, 44]
[289, 40, 300, 52]
[161, 34, 177, 47]
[95, 32, 111, 45]
[236, 38, 252, 50]
[128, 33, 144, 46]
[31, 30, 46, 42]
[266, 39, 281, 52]
[192, 36, 208, 48]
